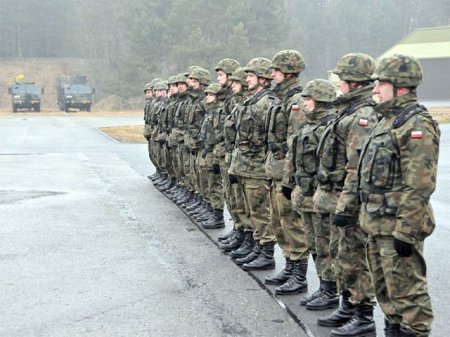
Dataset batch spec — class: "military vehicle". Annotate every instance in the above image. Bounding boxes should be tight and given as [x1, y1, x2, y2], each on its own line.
[56, 75, 95, 112]
[8, 82, 43, 112]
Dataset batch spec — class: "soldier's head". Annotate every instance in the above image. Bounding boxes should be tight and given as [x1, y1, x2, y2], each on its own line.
[371, 54, 423, 102]
[301, 79, 336, 112]
[188, 67, 211, 90]
[333, 53, 375, 94]
[229, 67, 248, 95]
[154, 81, 168, 97]
[185, 66, 200, 88]
[271, 50, 305, 84]
[214, 58, 240, 87]
[167, 75, 179, 96]
[144, 82, 153, 99]
[244, 57, 272, 93]
[175, 73, 188, 93]
[204, 83, 222, 104]
[148, 78, 162, 95]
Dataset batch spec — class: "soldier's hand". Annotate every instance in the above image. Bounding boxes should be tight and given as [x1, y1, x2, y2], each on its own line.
[212, 163, 221, 174]
[333, 214, 356, 227]
[394, 238, 414, 257]
[229, 174, 239, 185]
[159, 139, 165, 146]
[281, 186, 292, 200]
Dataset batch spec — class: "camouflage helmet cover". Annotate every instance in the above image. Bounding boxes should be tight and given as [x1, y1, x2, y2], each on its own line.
[301, 79, 336, 102]
[229, 67, 248, 87]
[371, 54, 423, 87]
[244, 57, 272, 79]
[154, 80, 168, 91]
[214, 58, 241, 74]
[189, 67, 212, 86]
[149, 77, 163, 88]
[271, 50, 305, 74]
[167, 75, 178, 85]
[184, 65, 200, 77]
[175, 73, 187, 84]
[144, 82, 152, 92]
[204, 83, 222, 95]
[332, 53, 375, 81]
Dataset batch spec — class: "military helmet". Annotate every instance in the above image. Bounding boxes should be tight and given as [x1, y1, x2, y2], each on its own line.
[150, 77, 163, 88]
[214, 58, 240, 75]
[154, 81, 168, 91]
[204, 83, 222, 95]
[301, 79, 336, 102]
[184, 65, 200, 77]
[244, 57, 272, 79]
[371, 54, 423, 88]
[167, 75, 178, 85]
[229, 67, 248, 87]
[271, 50, 305, 74]
[144, 82, 152, 92]
[189, 67, 211, 86]
[175, 73, 187, 84]
[332, 53, 375, 82]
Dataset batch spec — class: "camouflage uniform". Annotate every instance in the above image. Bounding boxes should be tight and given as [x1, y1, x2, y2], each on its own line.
[359, 55, 438, 337]
[149, 81, 168, 176]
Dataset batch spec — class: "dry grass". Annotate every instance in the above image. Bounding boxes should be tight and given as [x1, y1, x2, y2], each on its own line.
[99, 125, 146, 144]
[429, 107, 450, 123]
[0, 109, 142, 116]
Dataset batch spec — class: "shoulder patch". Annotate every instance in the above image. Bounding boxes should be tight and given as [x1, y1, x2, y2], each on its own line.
[411, 130, 423, 139]
[291, 104, 300, 111]
[358, 118, 368, 126]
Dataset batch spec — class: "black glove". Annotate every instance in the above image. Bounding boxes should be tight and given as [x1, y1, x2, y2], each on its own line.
[159, 139, 165, 146]
[333, 214, 356, 227]
[394, 238, 414, 257]
[229, 174, 239, 185]
[281, 185, 292, 200]
[212, 163, 221, 174]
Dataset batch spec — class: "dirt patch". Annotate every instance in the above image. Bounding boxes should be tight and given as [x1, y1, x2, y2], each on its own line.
[99, 125, 146, 144]
[0, 109, 142, 116]
[429, 107, 450, 123]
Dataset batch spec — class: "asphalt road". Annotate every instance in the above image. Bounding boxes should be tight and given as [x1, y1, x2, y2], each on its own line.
[0, 114, 448, 337]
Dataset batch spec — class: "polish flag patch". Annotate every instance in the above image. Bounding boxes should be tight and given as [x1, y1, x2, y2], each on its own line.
[411, 130, 423, 139]
[358, 118, 368, 126]
[291, 104, 300, 111]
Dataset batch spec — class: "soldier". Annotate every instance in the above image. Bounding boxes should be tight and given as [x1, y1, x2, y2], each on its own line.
[197, 82, 226, 229]
[228, 57, 276, 270]
[359, 54, 439, 337]
[219, 67, 253, 251]
[313, 54, 378, 337]
[145, 78, 162, 181]
[264, 50, 308, 291]
[285, 80, 336, 303]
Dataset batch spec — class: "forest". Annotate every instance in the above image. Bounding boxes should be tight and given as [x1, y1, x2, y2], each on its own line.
[0, 0, 448, 101]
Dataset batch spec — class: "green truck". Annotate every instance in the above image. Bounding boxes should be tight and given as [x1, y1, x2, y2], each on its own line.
[8, 82, 43, 112]
[56, 75, 95, 112]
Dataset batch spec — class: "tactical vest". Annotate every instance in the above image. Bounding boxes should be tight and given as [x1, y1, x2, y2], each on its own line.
[173, 94, 190, 130]
[358, 104, 438, 217]
[186, 93, 206, 138]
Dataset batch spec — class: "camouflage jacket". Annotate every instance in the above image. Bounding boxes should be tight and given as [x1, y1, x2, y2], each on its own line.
[150, 97, 166, 140]
[184, 89, 206, 151]
[144, 97, 154, 124]
[199, 101, 225, 167]
[223, 90, 250, 153]
[358, 93, 440, 244]
[287, 106, 336, 212]
[229, 88, 274, 179]
[168, 91, 190, 146]
[158, 93, 178, 142]
[316, 85, 377, 217]
[265, 78, 305, 181]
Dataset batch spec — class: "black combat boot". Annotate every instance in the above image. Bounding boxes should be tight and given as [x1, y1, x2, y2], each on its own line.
[220, 230, 245, 252]
[230, 231, 255, 258]
[160, 177, 176, 192]
[148, 171, 160, 181]
[202, 209, 225, 229]
[186, 196, 203, 212]
[153, 172, 167, 185]
[176, 190, 192, 206]
[181, 193, 199, 208]
[195, 204, 214, 222]
[384, 319, 401, 337]
[242, 242, 275, 270]
[274, 259, 308, 295]
[218, 229, 236, 242]
[330, 304, 376, 337]
[306, 280, 339, 310]
[317, 291, 355, 326]
[264, 258, 294, 285]
[235, 242, 261, 266]
[300, 278, 323, 306]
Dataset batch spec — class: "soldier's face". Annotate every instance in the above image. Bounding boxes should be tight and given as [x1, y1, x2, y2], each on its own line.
[337, 79, 350, 94]
[246, 72, 258, 91]
[271, 68, 285, 84]
[145, 90, 153, 98]
[205, 93, 217, 104]
[189, 78, 201, 90]
[231, 80, 243, 94]
[177, 83, 188, 93]
[169, 84, 178, 96]
[303, 97, 315, 112]
[217, 70, 228, 87]
[373, 80, 394, 102]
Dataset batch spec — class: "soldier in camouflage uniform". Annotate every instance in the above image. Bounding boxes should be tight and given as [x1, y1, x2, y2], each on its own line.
[313, 54, 378, 337]
[228, 57, 276, 270]
[285, 80, 337, 304]
[219, 67, 253, 251]
[264, 50, 308, 290]
[145, 78, 163, 181]
[359, 55, 439, 337]
[196, 83, 226, 229]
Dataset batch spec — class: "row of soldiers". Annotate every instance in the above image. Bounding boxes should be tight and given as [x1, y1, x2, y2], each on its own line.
[143, 51, 439, 337]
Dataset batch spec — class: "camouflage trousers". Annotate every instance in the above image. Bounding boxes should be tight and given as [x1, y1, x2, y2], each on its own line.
[316, 213, 335, 281]
[367, 236, 433, 336]
[147, 140, 159, 171]
[162, 143, 175, 177]
[268, 179, 291, 258]
[331, 221, 375, 305]
[170, 144, 185, 185]
[182, 148, 193, 191]
[298, 211, 323, 273]
[222, 156, 251, 231]
[195, 151, 208, 199]
[208, 169, 224, 209]
[241, 177, 275, 244]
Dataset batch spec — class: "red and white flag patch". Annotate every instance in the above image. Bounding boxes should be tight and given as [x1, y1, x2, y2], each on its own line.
[291, 104, 300, 111]
[358, 118, 368, 126]
[411, 130, 423, 139]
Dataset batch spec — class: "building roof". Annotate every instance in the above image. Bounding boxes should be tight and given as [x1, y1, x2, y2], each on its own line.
[378, 26, 450, 60]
